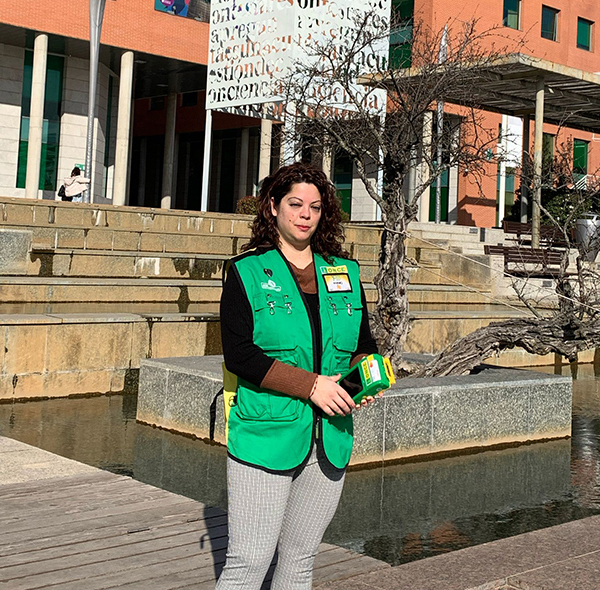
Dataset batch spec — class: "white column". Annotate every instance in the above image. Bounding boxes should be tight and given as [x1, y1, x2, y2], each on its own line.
[322, 144, 332, 180]
[25, 33, 48, 200]
[282, 101, 296, 165]
[532, 78, 545, 248]
[238, 127, 250, 200]
[497, 114, 508, 227]
[200, 109, 212, 212]
[113, 50, 134, 207]
[418, 111, 433, 223]
[161, 92, 177, 209]
[258, 116, 272, 183]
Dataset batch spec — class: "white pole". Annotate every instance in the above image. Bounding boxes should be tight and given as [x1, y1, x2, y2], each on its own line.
[201, 108, 212, 211]
[520, 116, 530, 223]
[84, 0, 107, 203]
[435, 25, 448, 224]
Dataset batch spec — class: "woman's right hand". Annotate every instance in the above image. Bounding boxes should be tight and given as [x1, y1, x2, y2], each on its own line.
[309, 375, 356, 416]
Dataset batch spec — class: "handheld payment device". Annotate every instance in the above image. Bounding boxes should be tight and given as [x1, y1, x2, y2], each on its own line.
[338, 354, 396, 403]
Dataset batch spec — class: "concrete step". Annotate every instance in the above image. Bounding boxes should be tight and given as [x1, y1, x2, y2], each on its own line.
[0, 196, 254, 236]
[0, 276, 491, 311]
[27, 249, 229, 280]
[0, 196, 383, 248]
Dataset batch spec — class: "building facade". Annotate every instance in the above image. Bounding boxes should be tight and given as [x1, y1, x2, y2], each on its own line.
[0, 1, 599, 226]
[403, 0, 600, 227]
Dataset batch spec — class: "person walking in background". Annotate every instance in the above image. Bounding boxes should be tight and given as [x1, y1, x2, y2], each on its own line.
[217, 162, 379, 589]
[60, 167, 90, 202]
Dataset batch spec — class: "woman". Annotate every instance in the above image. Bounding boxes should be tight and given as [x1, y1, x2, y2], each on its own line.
[61, 167, 90, 202]
[218, 162, 379, 589]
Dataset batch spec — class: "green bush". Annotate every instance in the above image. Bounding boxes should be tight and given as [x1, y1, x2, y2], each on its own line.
[236, 195, 258, 215]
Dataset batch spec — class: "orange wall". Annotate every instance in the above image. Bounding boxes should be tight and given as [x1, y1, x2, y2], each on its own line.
[416, 0, 600, 73]
[416, 0, 600, 226]
[0, 0, 209, 65]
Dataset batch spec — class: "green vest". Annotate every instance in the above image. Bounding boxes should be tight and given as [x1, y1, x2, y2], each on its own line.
[226, 247, 363, 471]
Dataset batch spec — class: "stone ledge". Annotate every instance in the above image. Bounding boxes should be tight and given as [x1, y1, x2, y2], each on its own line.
[137, 356, 572, 466]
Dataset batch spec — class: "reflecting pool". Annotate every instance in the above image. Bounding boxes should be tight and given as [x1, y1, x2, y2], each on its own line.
[1, 362, 599, 566]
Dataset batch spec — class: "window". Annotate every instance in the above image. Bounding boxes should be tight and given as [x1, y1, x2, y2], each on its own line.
[496, 166, 516, 224]
[389, 0, 414, 68]
[333, 150, 353, 218]
[573, 139, 589, 185]
[16, 50, 64, 190]
[541, 6, 559, 41]
[503, 0, 520, 29]
[577, 18, 593, 51]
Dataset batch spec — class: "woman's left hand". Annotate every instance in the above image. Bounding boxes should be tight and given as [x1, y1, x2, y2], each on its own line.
[354, 391, 384, 411]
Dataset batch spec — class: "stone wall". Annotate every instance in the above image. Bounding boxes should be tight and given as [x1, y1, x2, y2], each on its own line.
[0, 313, 222, 401]
[137, 356, 573, 466]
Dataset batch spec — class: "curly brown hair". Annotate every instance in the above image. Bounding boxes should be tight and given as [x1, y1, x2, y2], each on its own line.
[242, 163, 347, 259]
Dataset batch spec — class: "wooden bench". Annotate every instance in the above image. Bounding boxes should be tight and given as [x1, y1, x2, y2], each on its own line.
[502, 220, 568, 248]
[484, 244, 566, 277]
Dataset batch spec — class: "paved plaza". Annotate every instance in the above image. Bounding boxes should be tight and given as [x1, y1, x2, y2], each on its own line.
[2, 435, 600, 589]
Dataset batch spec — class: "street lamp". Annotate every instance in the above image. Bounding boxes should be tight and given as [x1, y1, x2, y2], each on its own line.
[84, 0, 107, 203]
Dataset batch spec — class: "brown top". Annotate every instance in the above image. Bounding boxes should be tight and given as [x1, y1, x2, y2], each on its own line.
[260, 261, 365, 399]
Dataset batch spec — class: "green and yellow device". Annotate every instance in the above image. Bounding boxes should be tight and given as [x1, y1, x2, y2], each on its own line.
[338, 354, 396, 403]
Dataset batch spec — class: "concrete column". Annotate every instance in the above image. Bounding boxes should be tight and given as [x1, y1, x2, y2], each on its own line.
[258, 116, 272, 183]
[238, 127, 250, 200]
[497, 114, 508, 227]
[532, 78, 545, 248]
[418, 111, 433, 223]
[520, 116, 530, 223]
[161, 93, 178, 209]
[25, 33, 48, 200]
[322, 144, 333, 180]
[282, 101, 296, 165]
[113, 50, 134, 207]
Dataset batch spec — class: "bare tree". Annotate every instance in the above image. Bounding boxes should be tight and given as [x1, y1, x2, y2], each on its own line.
[283, 10, 522, 371]
[419, 138, 600, 377]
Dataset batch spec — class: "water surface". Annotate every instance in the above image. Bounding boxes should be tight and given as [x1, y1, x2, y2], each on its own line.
[1, 362, 599, 566]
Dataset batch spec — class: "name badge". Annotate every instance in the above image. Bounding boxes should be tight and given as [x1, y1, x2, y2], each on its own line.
[324, 273, 352, 293]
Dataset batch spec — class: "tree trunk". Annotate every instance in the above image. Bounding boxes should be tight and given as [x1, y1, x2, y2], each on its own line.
[371, 209, 413, 374]
[417, 315, 600, 377]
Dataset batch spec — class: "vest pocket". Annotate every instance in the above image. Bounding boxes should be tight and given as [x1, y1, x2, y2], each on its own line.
[268, 392, 301, 421]
[332, 342, 354, 375]
[236, 387, 269, 420]
[325, 298, 363, 352]
[252, 293, 299, 351]
[262, 344, 301, 421]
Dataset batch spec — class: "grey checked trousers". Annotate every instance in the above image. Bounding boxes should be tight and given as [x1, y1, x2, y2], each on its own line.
[215, 443, 346, 589]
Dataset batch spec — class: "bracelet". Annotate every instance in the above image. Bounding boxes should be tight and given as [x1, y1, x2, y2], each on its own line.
[308, 376, 318, 399]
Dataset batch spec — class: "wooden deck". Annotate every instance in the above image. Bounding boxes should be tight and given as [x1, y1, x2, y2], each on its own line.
[0, 442, 388, 589]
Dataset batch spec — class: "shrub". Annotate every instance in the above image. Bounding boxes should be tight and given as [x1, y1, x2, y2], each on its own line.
[236, 195, 258, 215]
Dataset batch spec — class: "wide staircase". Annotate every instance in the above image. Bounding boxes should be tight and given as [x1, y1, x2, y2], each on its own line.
[0, 196, 535, 401]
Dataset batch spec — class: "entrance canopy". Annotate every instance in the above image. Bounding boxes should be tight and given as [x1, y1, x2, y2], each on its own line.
[365, 53, 600, 134]
[362, 52, 600, 244]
